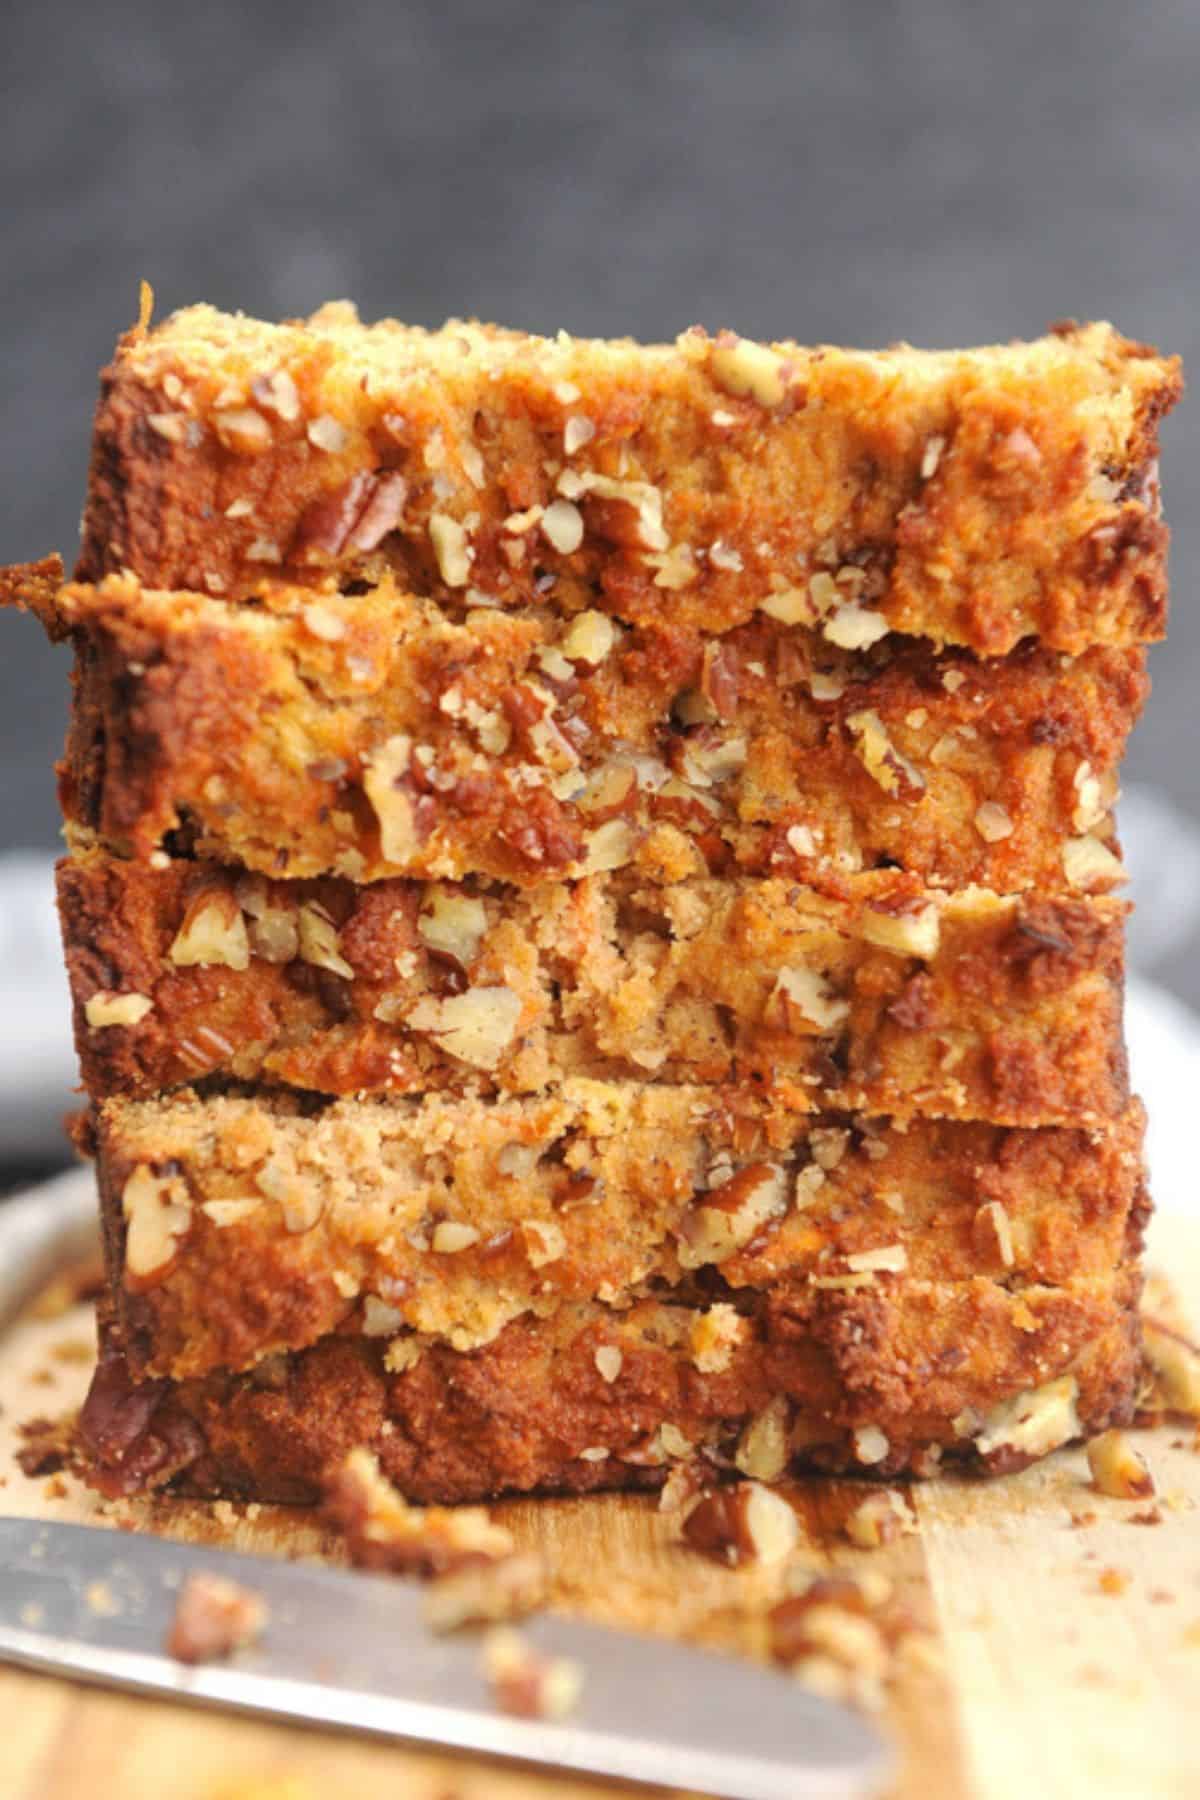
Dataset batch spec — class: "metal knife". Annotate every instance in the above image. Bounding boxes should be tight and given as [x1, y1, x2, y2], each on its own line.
[0, 1517, 890, 1799]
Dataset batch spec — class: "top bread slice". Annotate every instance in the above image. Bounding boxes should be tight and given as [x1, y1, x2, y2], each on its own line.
[78, 304, 1181, 656]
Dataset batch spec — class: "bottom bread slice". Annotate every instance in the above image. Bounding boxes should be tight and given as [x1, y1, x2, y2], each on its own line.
[78, 1264, 1142, 1505]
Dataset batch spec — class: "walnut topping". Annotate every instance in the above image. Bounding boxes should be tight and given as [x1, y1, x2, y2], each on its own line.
[710, 332, 789, 407]
[523, 1219, 567, 1268]
[212, 408, 272, 453]
[364, 734, 420, 865]
[556, 468, 668, 551]
[168, 890, 251, 971]
[1063, 834, 1124, 890]
[418, 889, 488, 966]
[645, 543, 698, 589]
[560, 609, 617, 665]
[429, 512, 473, 586]
[767, 966, 850, 1032]
[122, 1164, 191, 1281]
[853, 1426, 890, 1466]
[424, 1552, 547, 1634]
[236, 877, 300, 963]
[166, 1574, 267, 1665]
[594, 1345, 623, 1383]
[407, 986, 522, 1069]
[541, 499, 584, 553]
[85, 990, 154, 1029]
[431, 1221, 481, 1254]
[681, 1481, 799, 1566]
[690, 1302, 745, 1373]
[250, 368, 301, 422]
[973, 1200, 1016, 1269]
[845, 1244, 907, 1274]
[846, 710, 924, 796]
[974, 1375, 1080, 1461]
[482, 1628, 582, 1720]
[297, 903, 354, 979]
[758, 587, 814, 626]
[676, 1162, 788, 1269]
[1087, 1430, 1156, 1500]
[824, 604, 889, 650]
[845, 1490, 917, 1549]
[362, 1295, 406, 1338]
[860, 902, 941, 960]
[974, 801, 1015, 843]
[734, 1395, 791, 1481]
[306, 414, 350, 453]
[583, 817, 635, 874]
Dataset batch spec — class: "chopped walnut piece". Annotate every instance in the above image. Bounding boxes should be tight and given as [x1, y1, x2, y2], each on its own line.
[853, 1426, 891, 1467]
[973, 1200, 1016, 1269]
[523, 1219, 567, 1267]
[767, 966, 849, 1032]
[1141, 1320, 1200, 1417]
[306, 414, 350, 453]
[690, 1302, 745, 1374]
[758, 586, 814, 626]
[846, 710, 923, 796]
[974, 801, 1015, 843]
[168, 890, 250, 971]
[676, 1162, 788, 1270]
[482, 1628, 582, 1720]
[417, 890, 488, 966]
[429, 512, 473, 586]
[710, 333, 789, 407]
[166, 1573, 267, 1664]
[363, 734, 420, 864]
[297, 903, 354, 979]
[975, 1375, 1080, 1462]
[431, 1221, 482, 1254]
[407, 986, 522, 1070]
[681, 1481, 799, 1567]
[424, 1552, 547, 1634]
[1063, 833, 1124, 890]
[824, 604, 889, 650]
[301, 601, 346, 642]
[323, 1447, 514, 1576]
[860, 903, 941, 960]
[1087, 1430, 1156, 1500]
[85, 990, 154, 1029]
[213, 408, 272, 454]
[361, 1295, 406, 1337]
[594, 1344, 623, 1383]
[845, 1490, 917, 1549]
[845, 1244, 907, 1274]
[734, 1395, 791, 1482]
[583, 817, 635, 873]
[541, 499, 584, 553]
[122, 1164, 191, 1282]
[560, 609, 616, 665]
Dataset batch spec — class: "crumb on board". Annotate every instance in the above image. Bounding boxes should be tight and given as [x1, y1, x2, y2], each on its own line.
[481, 1627, 582, 1720]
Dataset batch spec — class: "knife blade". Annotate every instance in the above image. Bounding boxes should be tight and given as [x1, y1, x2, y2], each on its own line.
[0, 1517, 890, 1799]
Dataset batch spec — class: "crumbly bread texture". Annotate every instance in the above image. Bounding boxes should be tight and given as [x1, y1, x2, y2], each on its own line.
[37, 575, 1140, 892]
[61, 851, 1129, 1127]
[78, 1264, 1143, 1504]
[92, 1083, 1146, 1381]
[75, 306, 1180, 656]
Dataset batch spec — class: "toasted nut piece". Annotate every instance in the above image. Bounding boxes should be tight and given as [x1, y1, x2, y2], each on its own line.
[1087, 1430, 1156, 1500]
[676, 1162, 788, 1270]
[324, 1447, 513, 1575]
[974, 802, 1015, 843]
[770, 1599, 889, 1684]
[297, 903, 354, 979]
[302, 601, 346, 641]
[200, 1199, 260, 1228]
[1141, 1320, 1200, 1416]
[522, 1219, 567, 1267]
[482, 1628, 582, 1720]
[418, 890, 488, 966]
[847, 710, 923, 795]
[658, 1459, 706, 1515]
[168, 890, 250, 971]
[844, 1490, 917, 1548]
[845, 1245, 907, 1275]
[681, 1481, 799, 1567]
[85, 990, 153, 1029]
[583, 818, 635, 873]
[560, 609, 617, 665]
[690, 1302, 745, 1374]
[212, 408, 273, 454]
[1063, 833, 1124, 890]
[973, 1200, 1016, 1269]
[975, 1375, 1080, 1461]
[429, 512, 473, 585]
[758, 586, 814, 626]
[767, 966, 849, 1032]
[363, 734, 420, 865]
[122, 1164, 191, 1282]
[307, 413, 350, 453]
[166, 1573, 267, 1664]
[424, 1552, 547, 1634]
[361, 1295, 406, 1337]
[237, 877, 301, 963]
[407, 986, 522, 1070]
[735, 1395, 791, 1482]
[824, 604, 889, 650]
[431, 1221, 482, 1254]
[594, 1344, 623, 1383]
[541, 499, 585, 554]
[860, 903, 941, 960]
[711, 333, 789, 407]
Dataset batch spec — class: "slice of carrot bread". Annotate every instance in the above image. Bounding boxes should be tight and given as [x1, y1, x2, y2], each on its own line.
[76, 304, 1180, 655]
[60, 851, 1130, 1127]
[90, 1083, 1146, 1382]
[79, 1263, 1144, 1503]
[36, 575, 1141, 891]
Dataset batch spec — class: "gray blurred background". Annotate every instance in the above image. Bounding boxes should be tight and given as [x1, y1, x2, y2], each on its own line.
[1, 0, 1197, 997]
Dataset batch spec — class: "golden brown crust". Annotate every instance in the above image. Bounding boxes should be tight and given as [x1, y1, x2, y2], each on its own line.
[74, 308, 1181, 655]
[48, 576, 1143, 893]
[77, 1265, 1144, 1504]
[60, 850, 1129, 1127]
[91, 1083, 1145, 1381]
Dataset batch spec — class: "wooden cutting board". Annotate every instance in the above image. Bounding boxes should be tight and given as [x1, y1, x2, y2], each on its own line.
[1, 1211, 1198, 1800]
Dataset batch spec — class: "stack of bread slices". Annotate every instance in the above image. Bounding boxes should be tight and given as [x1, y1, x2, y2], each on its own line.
[4, 301, 1180, 1505]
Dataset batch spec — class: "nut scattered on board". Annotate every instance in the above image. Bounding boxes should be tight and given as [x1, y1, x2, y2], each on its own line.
[323, 1447, 514, 1576]
[680, 1481, 799, 1567]
[423, 1552, 548, 1634]
[1140, 1318, 1200, 1418]
[1086, 1430, 1156, 1500]
[166, 1572, 268, 1664]
[769, 1569, 936, 1710]
[482, 1627, 583, 1720]
[844, 1488, 918, 1548]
